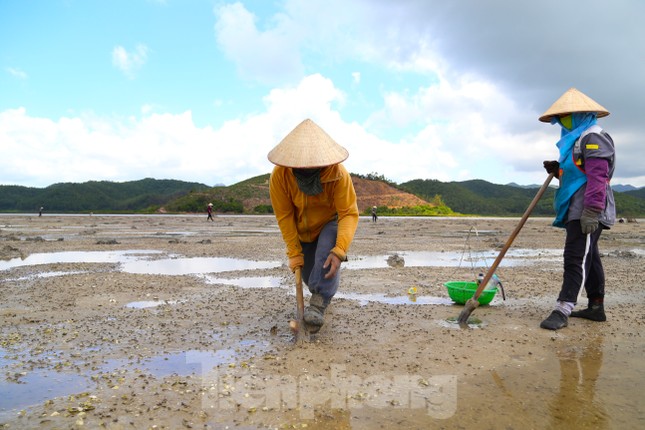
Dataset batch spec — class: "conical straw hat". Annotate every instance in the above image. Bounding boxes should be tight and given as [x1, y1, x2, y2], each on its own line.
[268, 119, 349, 168]
[539, 87, 609, 122]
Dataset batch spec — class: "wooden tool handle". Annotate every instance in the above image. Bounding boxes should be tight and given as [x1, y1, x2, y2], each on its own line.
[472, 172, 555, 301]
[295, 267, 304, 322]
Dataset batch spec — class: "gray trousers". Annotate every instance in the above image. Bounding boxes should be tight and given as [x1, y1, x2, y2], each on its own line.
[300, 220, 340, 305]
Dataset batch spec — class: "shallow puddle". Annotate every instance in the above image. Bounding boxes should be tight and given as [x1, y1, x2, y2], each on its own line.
[1, 248, 564, 278]
[200, 337, 644, 429]
[446, 336, 645, 428]
[3, 271, 90, 282]
[201, 275, 284, 289]
[0, 250, 163, 271]
[0, 348, 91, 413]
[120, 256, 281, 275]
[200, 275, 457, 306]
[0, 250, 282, 276]
[335, 291, 454, 306]
[345, 249, 562, 269]
[0, 367, 90, 415]
[102, 341, 268, 377]
[0, 340, 269, 415]
[124, 299, 182, 309]
[438, 316, 486, 328]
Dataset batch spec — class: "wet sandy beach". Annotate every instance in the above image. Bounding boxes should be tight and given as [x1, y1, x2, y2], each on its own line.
[1, 214, 644, 429]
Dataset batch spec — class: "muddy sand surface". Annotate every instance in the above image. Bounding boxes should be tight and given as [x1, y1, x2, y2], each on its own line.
[1, 214, 644, 429]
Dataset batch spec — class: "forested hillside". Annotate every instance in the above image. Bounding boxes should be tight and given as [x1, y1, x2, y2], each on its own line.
[400, 178, 645, 217]
[164, 173, 447, 215]
[1, 175, 643, 216]
[625, 187, 645, 200]
[0, 178, 209, 213]
[400, 179, 556, 216]
[165, 174, 272, 214]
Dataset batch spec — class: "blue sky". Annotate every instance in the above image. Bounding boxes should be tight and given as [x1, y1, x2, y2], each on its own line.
[2, 0, 644, 188]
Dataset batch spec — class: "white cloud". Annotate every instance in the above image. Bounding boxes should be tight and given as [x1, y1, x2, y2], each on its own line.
[213, 3, 303, 84]
[6, 67, 28, 79]
[112, 44, 149, 79]
[208, 1, 644, 186]
[141, 104, 154, 115]
[0, 73, 561, 189]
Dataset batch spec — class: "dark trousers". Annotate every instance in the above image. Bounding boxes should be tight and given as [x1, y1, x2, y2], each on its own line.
[558, 221, 605, 303]
[300, 221, 340, 304]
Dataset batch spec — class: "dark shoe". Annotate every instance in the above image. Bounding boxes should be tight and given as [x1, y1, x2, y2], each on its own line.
[304, 294, 327, 334]
[570, 304, 606, 321]
[540, 310, 568, 330]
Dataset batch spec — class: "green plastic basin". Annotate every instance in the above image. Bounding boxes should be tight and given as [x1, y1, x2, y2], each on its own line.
[444, 281, 497, 305]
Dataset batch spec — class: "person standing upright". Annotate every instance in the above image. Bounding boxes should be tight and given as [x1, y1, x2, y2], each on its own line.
[207, 203, 214, 221]
[538, 88, 616, 330]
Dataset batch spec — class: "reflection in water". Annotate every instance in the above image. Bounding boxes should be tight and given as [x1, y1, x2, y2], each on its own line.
[0, 343, 268, 414]
[335, 291, 454, 306]
[201, 275, 284, 289]
[0, 250, 163, 271]
[121, 256, 281, 275]
[0, 250, 281, 276]
[0, 249, 563, 277]
[3, 271, 89, 282]
[199, 275, 456, 307]
[345, 249, 562, 269]
[439, 317, 485, 329]
[125, 300, 181, 309]
[548, 334, 608, 429]
[0, 368, 90, 413]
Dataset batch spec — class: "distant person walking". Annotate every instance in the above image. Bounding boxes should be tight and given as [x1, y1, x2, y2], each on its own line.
[207, 203, 214, 221]
[538, 88, 616, 331]
[38, 206, 43, 217]
[371, 206, 378, 222]
[268, 119, 359, 334]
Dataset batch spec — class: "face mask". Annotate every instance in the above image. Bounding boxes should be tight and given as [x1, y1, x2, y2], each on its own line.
[292, 168, 323, 195]
[292, 168, 320, 178]
[559, 114, 573, 130]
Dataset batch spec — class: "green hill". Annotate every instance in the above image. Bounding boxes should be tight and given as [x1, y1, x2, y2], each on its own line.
[1, 175, 643, 216]
[165, 174, 272, 214]
[614, 192, 645, 217]
[0, 178, 209, 213]
[625, 187, 645, 199]
[399, 179, 556, 216]
[399, 179, 645, 217]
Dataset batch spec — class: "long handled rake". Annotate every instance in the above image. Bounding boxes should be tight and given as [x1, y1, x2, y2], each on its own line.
[457, 173, 555, 326]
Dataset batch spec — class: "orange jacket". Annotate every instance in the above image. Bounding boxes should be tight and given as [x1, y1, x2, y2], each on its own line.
[269, 164, 359, 269]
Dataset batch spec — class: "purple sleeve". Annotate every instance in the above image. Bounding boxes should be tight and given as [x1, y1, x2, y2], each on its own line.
[584, 158, 609, 211]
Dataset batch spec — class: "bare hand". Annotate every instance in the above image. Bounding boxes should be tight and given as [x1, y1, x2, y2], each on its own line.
[323, 253, 341, 279]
